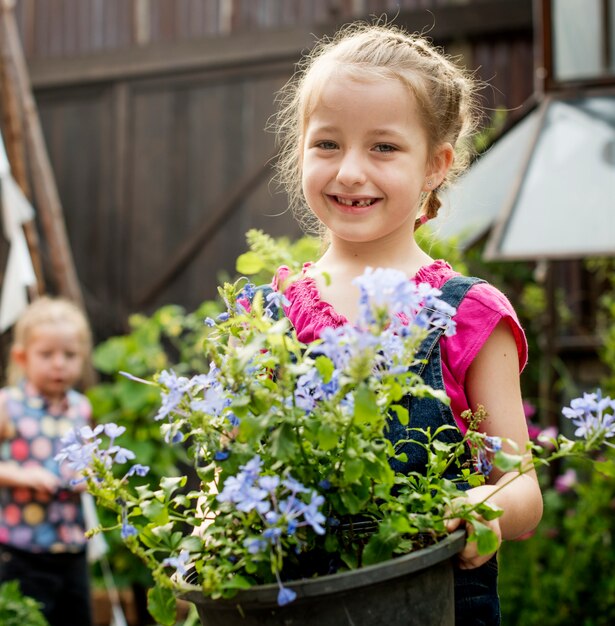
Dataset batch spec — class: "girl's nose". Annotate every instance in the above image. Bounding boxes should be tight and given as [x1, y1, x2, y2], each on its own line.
[336, 150, 367, 187]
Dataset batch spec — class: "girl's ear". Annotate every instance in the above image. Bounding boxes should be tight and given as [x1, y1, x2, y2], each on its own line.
[423, 142, 455, 191]
[10, 344, 27, 369]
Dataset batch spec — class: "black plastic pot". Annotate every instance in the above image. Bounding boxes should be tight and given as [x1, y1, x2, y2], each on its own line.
[183, 530, 465, 626]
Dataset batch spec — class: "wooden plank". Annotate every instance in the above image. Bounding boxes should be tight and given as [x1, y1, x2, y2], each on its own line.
[27, 0, 532, 89]
[135, 153, 275, 307]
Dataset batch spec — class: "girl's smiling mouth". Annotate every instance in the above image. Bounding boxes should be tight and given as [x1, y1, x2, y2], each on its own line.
[330, 195, 379, 211]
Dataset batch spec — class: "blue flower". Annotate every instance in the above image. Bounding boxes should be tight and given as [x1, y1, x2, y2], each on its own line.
[265, 291, 291, 318]
[162, 549, 190, 577]
[258, 475, 280, 493]
[110, 446, 136, 464]
[103, 423, 126, 441]
[239, 282, 256, 301]
[124, 464, 150, 478]
[214, 450, 230, 461]
[294, 368, 325, 412]
[226, 412, 240, 427]
[155, 370, 193, 421]
[562, 391, 615, 440]
[301, 493, 326, 535]
[121, 520, 138, 540]
[244, 537, 268, 555]
[217, 456, 271, 514]
[277, 585, 297, 606]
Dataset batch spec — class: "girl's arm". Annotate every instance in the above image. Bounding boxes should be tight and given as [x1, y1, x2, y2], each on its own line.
[451, 320, 543, 569]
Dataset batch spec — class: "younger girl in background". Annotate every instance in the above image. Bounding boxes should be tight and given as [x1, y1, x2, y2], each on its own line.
[0, 297, 93, 626]
[269, 22, 543, 625]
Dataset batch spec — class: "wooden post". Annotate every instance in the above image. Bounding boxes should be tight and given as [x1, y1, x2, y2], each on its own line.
[0, 0, 84, 309]
[0, 19, 45, 296]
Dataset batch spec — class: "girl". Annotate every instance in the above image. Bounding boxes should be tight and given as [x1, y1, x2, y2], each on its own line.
[268, 22, 543, 625]
[0, 297, 93, 626]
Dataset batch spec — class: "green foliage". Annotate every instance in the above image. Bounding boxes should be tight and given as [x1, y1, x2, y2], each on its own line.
[589, 258, 615, 396]
[236, 229, 321, 284]
[500, 256, 615, 626]
[500, 452, 615, 626]
[86, 232, 317, 588]
[0, 581, 49, 626]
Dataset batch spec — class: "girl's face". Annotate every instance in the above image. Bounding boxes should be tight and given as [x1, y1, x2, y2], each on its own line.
[14, 322, 85, 401]
[301, 73, 451, 246]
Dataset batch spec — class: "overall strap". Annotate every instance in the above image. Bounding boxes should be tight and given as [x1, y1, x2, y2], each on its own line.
[413, 276, 485, 375]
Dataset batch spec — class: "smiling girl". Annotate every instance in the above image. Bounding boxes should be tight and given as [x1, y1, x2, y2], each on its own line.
[268, 22, 543, 625]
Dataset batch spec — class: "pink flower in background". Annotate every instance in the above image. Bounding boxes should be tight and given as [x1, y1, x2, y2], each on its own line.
[555, 468, 578, 493]
[523, 400, 536, 419]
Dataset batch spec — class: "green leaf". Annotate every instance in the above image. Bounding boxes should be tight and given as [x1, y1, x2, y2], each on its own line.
[141, 499, 168, 524]
[343, 458, 364, 483]
[147, 584, 176, 626]
[340, 489, 365, 514]
[160, 476, 187, 500]
[314, 355, 334, 383]
[595, 459, 615, 477]
[223, 575, 253, 590]
[494, 450, 524, 472]
[475, 502, 503, 522]
[270, 422, 296, 461]
[362, 533, 395, 566]
[236, 251, 265, 275]
[470, 520, 499, 555]
[354, 385, 378, 424]
[390, 404, 409, 426]
[316, 423, 339, 451]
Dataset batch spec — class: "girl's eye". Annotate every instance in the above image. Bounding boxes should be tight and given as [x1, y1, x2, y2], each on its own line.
[374, 144, 397, 153]
[315, 141, 338, 151]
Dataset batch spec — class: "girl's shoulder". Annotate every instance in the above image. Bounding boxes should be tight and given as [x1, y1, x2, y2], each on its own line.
[272, 264, 346, 342]
[434, 267, 528, 378]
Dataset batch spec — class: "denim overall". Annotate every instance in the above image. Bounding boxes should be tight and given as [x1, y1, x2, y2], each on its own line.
[261, 275, 501, 625]
[387, 276, 500, 626]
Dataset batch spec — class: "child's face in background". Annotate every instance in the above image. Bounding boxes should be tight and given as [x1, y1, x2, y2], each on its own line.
[301, 73, 437, 246]
[16, 322, 85, 401]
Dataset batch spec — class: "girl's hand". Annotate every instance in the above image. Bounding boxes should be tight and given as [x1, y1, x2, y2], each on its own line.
[445, 485, 503, 570]
[19, 466, 61, 495]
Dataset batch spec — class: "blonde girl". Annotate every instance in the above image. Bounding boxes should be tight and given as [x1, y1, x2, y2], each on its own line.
[0, 296, 93, 626]
[268, 22, 543, 625]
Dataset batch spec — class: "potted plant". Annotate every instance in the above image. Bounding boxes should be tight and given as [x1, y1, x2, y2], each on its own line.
[57, 267, 615, 626]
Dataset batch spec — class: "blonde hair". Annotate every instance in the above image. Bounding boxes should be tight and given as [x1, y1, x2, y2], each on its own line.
[7, 296, 92, 385]
[271, 21, 481, 234]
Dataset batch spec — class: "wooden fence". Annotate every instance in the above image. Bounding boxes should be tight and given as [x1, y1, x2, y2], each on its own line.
[3, 0, 534, 341]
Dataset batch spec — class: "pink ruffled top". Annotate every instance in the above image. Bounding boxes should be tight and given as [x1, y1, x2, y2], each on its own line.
[272, 260, 528, 432]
